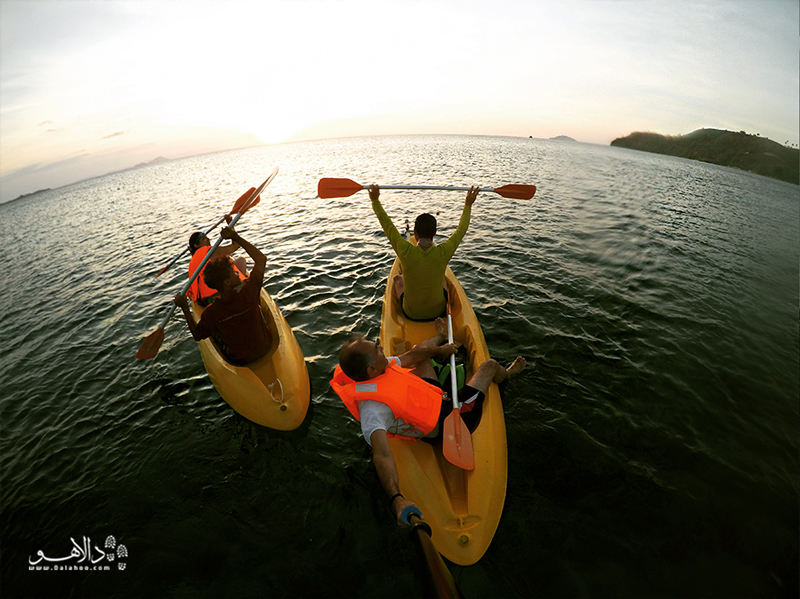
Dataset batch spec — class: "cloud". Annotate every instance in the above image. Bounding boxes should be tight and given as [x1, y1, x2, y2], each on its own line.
[102, 131, 126, 140]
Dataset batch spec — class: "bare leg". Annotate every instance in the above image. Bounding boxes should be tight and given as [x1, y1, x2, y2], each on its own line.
[393, 274, 404, 300]
[465, 357, 526, 395]
[415, 317, 447, 349]
[410, 318, 448, 380]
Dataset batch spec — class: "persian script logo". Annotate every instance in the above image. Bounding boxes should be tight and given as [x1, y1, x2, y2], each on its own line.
[29, 535, 128, 571]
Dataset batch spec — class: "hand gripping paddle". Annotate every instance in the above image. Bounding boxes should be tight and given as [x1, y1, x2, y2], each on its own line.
[152, 186, 258, 280]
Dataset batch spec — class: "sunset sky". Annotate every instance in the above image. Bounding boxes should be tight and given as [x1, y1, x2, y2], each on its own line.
[1, 0, 797, 203]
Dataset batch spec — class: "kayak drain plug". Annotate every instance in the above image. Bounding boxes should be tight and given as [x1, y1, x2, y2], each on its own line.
[459, 535, 469, 545]
[280, 405, 287, 411]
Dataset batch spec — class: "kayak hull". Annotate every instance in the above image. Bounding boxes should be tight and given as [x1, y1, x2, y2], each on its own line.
[381, 259, 507, 566]
[192, 288, 310, 430]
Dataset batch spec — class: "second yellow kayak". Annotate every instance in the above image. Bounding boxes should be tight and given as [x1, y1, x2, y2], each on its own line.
[192, 287, 310, 430]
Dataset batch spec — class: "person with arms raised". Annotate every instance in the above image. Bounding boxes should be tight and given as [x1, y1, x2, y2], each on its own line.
[369, 184, 478, 321]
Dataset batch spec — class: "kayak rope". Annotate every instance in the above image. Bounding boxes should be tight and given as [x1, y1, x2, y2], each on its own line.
[267, 378, 284, 403]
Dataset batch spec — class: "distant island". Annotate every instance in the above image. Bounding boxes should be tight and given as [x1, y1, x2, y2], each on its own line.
[133, 156, 171, 169]
[528, 135, 577, 142]
[5, 156, 173, 205]
[611, 129, 799, 185]
[3, 188, 53, 205]
[10, 188, 51, 201]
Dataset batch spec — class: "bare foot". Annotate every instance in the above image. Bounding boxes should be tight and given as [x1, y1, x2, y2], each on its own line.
[434, 317, 447, 341]
[506, 356, 526, 377]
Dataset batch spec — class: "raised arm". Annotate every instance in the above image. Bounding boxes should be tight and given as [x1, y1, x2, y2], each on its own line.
[440, 186, 478, 255]
[370, 429, 419, 526]
[215, 240, 240, 259]
[369, 184, 408, 254]
[215, 215, 241, 258]
[219, 227, 265, 273]
[173, 294, 203, 341]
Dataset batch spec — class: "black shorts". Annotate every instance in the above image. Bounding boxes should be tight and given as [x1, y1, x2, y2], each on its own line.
[421, 377, 486, 436]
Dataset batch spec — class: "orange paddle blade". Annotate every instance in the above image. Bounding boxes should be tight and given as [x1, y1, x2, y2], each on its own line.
[494, 184, 537, 200]
[241, 194, 260, 214]
[230, 187, 256, 214]
[136, 328, 165, 360]
[442, 409, 475, 470]
[318, 178, 364, 199]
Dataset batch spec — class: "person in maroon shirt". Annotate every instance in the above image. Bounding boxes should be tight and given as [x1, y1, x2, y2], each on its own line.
[174, 227, 272, 365]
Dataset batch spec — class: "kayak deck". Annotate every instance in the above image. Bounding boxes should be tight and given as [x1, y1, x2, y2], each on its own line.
[381, 259, 507, 566]
[192, 287, 310, 430]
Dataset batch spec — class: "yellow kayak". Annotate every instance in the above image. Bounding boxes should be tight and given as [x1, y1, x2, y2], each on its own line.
[192, 287, 310, 430]
[381, 257, 507, 566]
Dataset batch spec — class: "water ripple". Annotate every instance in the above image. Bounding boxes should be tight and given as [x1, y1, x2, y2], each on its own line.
[1, 136, 796, 598]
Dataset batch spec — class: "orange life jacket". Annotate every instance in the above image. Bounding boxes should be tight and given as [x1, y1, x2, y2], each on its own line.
[186, 246, 246, 302]
[330, 363, 444, 437]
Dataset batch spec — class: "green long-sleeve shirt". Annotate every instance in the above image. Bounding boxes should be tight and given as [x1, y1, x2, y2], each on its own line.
[372, 198, 472, 320]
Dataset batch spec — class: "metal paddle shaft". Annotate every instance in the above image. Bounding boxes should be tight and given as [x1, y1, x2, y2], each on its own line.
[447, 312, 459, 412]
[317, 177, 535, 200]
[136, 167, 278, 359]
[441, 303, 475, 470]
[370, 183, 533, 198]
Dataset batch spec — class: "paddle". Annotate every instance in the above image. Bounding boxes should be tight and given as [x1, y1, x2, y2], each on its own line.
[401, 506, 465, 599]
[441, 301, 475, 470]
[136, 167, 278, 360]
[152, 186, 259, 280]
[318, 177, 536, 200]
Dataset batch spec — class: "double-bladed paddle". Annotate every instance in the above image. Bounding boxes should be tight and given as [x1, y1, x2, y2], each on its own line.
[317, 177, 536, 200]
[151, 186, 259, 280]
[401, 506, 464, 599]
[136, 166, 278, 360]
[442, 301, 475, 470]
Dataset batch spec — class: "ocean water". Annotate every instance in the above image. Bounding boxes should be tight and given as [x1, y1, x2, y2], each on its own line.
[0, 135, 797, 598]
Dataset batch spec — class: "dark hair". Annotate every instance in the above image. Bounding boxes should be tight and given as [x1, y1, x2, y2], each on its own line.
[339, 334, 374, 382]
[188, 232, 205, 254]
[414, 213, 437, 239]
[202, 257, 233, 291]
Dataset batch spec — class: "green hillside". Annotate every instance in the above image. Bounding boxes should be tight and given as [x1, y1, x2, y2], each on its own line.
[610, 129, 799, 185]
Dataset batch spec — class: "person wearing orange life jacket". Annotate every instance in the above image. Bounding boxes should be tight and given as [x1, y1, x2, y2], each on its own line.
[185, 224, 248, 306]
[330, 318, 526, 526]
